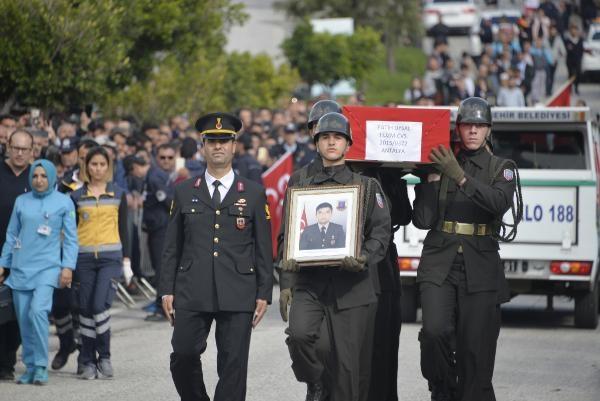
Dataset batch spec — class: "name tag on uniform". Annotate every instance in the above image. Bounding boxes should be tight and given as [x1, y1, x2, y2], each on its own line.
[37, 224, 52, 236]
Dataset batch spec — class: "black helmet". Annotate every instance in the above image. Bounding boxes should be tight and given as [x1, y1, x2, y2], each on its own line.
[456, 97, 492, 126]
[308, 100, 342, 129]
[313, 112, 352, 145]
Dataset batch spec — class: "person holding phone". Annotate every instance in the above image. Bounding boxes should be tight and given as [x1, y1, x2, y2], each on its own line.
[0, 159, 78, 385]
[159, 112, 273, 401]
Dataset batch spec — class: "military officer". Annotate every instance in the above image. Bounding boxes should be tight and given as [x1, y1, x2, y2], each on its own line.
[299, 202, 346, 250]
[412, 97, 518, 401]
[280, 112, 391, 401]
[159, 112, 273, 401]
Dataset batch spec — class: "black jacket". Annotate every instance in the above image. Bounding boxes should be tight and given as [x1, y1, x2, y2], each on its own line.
[159, 174, 273, 312]
[281, 165, 391, 310]
[413, 148, 516, 292]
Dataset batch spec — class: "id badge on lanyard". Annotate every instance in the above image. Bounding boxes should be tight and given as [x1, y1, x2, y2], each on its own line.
[37, 211, 52, 236]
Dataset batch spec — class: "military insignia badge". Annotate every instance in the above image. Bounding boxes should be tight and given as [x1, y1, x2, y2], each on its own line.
[265, 204, 271, 220]
[331, 235, 335, 246]
[170, 200, 175, 215]
[191, 197, 199, 203]
[194, 177, 202, 188]
[216, 117, 223, 130]
[237, 181, 245, 192]
[336, 200, 347, 211]
[376, 192, 384, 209]
[236, 217, 246, 230]
[503, 169, 514, 181]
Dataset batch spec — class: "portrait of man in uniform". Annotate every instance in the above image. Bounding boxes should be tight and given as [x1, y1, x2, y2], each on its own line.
[283, 184, 362, 266]
[299, 202, 346, 250]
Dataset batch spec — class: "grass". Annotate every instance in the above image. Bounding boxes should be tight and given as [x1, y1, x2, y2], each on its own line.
[362, 46, 427, 106]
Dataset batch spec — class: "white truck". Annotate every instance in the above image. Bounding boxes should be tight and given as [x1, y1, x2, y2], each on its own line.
[397, 107, 600, 328]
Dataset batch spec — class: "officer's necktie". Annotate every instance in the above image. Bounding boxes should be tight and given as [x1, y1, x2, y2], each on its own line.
[321, 226, 326, 236]
[212, 180, 221, 208]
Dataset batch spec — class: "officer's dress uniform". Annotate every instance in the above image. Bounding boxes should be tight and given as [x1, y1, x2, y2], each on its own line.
[299, 222, 345, 250]
[283, 164, 391, 401]
[413, 147, 516, 401]
[159, 170, 273, 401]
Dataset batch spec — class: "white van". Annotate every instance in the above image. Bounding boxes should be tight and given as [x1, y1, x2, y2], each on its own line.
[397, 107, 600, 328]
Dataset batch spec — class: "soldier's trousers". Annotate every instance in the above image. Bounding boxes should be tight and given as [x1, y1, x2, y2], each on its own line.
[286, 287, 377, 401]
[170, 309, 253, 401]
[367, 290, 401, 401]
[419, 255, 499, 401]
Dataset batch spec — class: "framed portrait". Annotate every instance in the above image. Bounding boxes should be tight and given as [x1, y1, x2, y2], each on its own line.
[283, 185, 363, 267]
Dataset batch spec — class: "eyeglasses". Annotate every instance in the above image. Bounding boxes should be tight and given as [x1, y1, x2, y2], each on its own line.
[10, 146, 32, 154]
[159, 155, 174, 160]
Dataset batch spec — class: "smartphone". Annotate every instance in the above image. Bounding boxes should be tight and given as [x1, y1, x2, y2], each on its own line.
[30, 108, 40, 126]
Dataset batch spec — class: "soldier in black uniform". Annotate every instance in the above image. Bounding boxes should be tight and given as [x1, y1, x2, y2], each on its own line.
[354, 167, 412, 401]
[299, 202, 346, 250]
[278, 100, 343, 315]
[413, 97, 518, 401]
[280, 112, 391, 401]
[159, 112, 273, 401]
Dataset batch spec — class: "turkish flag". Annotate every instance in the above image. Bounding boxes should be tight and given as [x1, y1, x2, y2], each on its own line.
[262, 152, 293, 259]
[342, 105, 450, 166]
[300, 206, 307, 234]
[546, 77, 574, 107]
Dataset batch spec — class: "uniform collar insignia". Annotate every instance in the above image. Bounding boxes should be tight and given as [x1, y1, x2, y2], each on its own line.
[237, 180, 245, 192]
[194, 177, 202, 188]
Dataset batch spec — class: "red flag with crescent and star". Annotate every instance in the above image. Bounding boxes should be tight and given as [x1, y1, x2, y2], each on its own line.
[300, 206, 307, 234]
[262, 152, 294, 259]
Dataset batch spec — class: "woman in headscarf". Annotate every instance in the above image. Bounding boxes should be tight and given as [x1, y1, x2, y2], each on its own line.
[0, 159, 78, 385]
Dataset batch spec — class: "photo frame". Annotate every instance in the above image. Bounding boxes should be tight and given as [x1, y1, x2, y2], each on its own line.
[283, 185, 363, 267]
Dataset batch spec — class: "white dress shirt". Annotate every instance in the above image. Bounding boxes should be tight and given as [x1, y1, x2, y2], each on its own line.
[205, 169, 235, 200]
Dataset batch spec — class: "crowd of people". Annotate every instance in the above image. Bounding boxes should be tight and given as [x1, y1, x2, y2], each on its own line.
[0, 98, 333, 382]
[404, 0, 595, 108]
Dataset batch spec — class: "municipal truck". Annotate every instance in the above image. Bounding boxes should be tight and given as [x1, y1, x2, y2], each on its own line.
[397, 107, 600, 329]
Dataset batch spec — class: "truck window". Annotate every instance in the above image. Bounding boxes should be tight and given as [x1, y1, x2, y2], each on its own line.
[491, 130, 586, 169]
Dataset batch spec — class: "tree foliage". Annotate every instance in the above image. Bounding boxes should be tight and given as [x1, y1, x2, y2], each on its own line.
[103, 50, 299, 123]
[275, 0, 422, 71]
[281, 22, 382, 87]
[0, 0, 247, 113]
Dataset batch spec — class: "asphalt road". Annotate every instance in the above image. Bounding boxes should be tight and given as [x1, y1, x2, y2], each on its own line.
[1, 288, 599, 401]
